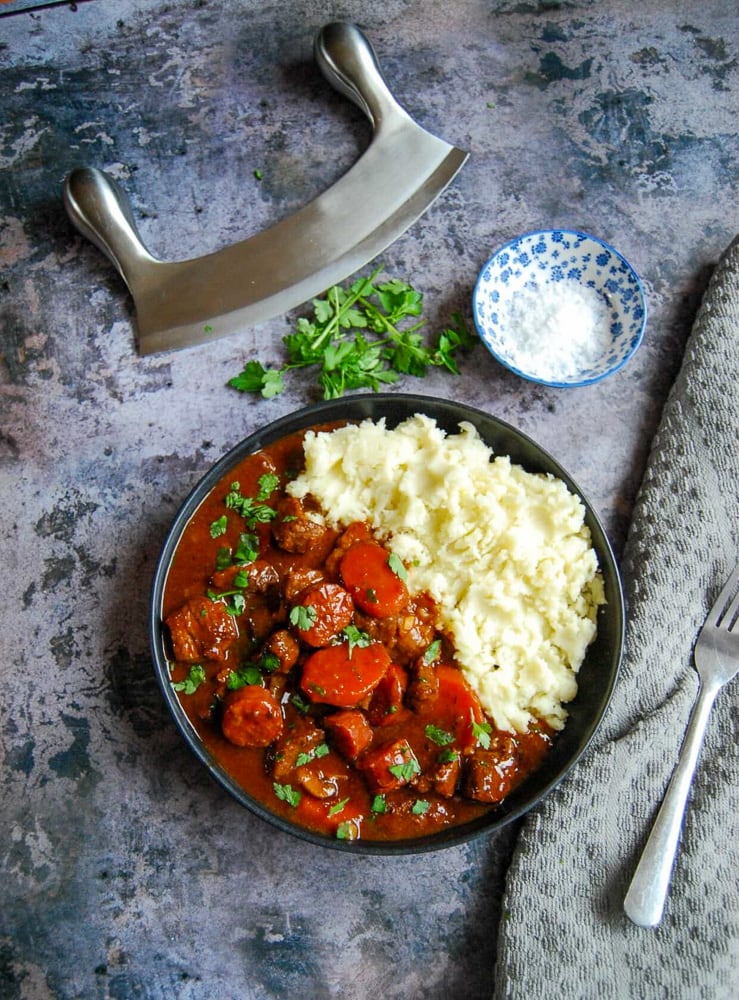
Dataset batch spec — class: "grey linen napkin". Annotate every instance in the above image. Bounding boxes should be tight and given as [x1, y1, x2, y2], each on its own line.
[494, 236, 739, 1000]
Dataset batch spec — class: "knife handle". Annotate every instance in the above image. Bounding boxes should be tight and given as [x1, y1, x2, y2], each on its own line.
[63, 167, 157, 289]
[314, 22, 413, 131]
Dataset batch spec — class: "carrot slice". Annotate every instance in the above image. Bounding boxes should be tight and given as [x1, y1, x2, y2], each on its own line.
[300, 642, 391, 708]
[339, 541, 409, 618]
[433, 664, 486, 749]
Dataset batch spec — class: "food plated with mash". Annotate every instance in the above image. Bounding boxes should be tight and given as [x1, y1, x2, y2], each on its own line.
[150, 395, 624, 852]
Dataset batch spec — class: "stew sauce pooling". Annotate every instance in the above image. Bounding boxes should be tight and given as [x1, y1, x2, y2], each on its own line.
[163, 426, 553, 842]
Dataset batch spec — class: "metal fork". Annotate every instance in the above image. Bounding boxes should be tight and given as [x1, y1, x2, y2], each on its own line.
[624, 562, 739, 928]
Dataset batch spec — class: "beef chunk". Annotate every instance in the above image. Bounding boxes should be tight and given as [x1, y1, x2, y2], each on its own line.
[166, 595, 238, 663]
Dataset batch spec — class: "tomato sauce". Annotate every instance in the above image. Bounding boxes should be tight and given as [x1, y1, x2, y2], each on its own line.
[162, 425, 553, 842]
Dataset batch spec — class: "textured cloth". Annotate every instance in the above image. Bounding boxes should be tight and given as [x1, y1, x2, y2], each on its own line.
[494, 237, 739, 1000]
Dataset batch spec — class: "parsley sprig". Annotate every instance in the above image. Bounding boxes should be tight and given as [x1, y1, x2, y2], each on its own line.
[227, 268, 476, 400]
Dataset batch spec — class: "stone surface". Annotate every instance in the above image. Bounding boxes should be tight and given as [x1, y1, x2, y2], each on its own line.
[0, 1, 736, 997]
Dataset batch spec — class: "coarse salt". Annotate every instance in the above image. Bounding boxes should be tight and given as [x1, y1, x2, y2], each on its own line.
[498, 280, 612, 381]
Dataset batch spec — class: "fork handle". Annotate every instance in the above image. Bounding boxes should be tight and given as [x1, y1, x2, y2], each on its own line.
[624, 681, 718, 927]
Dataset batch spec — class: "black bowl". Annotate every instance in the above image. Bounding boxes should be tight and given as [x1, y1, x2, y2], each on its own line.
[150, 393, 624, 853]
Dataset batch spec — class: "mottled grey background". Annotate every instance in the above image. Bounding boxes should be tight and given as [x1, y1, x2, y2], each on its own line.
[1, 1, 736, 997]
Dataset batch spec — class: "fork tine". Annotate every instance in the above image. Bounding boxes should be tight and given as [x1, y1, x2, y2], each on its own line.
[723, 586, 739, 632]
[708, 562, 739, 628]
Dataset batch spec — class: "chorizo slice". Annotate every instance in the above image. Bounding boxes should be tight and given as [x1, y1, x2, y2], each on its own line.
[324, 710, 373, 760]
[221, 685, 283, 748]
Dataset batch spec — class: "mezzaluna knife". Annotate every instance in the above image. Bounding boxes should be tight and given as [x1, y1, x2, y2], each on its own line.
[62, 21, 468, 355]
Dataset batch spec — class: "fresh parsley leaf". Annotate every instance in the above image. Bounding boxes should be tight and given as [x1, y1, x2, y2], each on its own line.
[388, 759, 421, 782]
[234, 532, 259, 564]
[343, 624, 372, 655]
[273, 782, 301, 808]
[471, 716, 493, 750]
[289, 604, 318, 632]
[226, 665, 262, 690]
[387, 552, 407, 580]
[227, 267, 476, 401]
[225, 485, 277, 528]
[215, 546, 232, 571]
[425, 724, 454, 746]
[438, 748, 460, 764]
[411, 799, 430, 815]
[171, 664, 206, 695]
[423, 639, 442, 665]
[328, 796, 350, 817]
[291, 693, 311, 714]
[295, 743, 330, 767]
[371, 794, 387, 814]
[260, 652, 281, 673]
[257, 473, 280, 500]
[209, 515, 228, 538]
[335, 820, 357, 840]
[232, 570, 250, 589]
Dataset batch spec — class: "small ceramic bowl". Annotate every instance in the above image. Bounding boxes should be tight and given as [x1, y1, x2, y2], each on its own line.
[473, 229, 646, 387]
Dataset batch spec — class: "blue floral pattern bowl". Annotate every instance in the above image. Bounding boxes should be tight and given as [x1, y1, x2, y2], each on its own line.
[472, 229, 647, 387]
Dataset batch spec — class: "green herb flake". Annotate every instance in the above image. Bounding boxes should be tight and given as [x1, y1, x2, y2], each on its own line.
[471, 716, 493, 750]
[328, 796, 350, 817]
[232, 570, 250, 589]
[234, 532, 259, 564]
[261, 652, 281, 673]
[438, 748, 460, 764]
[388, 759, 420, 782]
[209, 515, 228, 539]
[425, 724, 454, 746]
[226, 665, 262, 690]
[371, 794, 387, 814]
[411, 799, 430, 815]
[273, 782, 301, 808]
[387, 552, 407, 580]
[343, 623, 372, 655]
[257, 473, 280, 500]
[289, 604, 318, 632]
[291, 693, 310, 714]
[423, 639, 442, 665]
[171, 664, 206, 695]
[335, 820, 356, 840]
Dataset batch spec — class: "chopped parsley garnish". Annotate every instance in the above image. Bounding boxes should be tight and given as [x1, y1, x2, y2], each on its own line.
[371, 794, 387, 814]
[260, 652, 281, 673]
[291, 693, 310, 714]
[225, 483, 278, 528]
[328, 797, 350, 817]
[388, 759, 421, 782]
[227, 267, 476, 400]
[215, 546, 232, 571]
[425, 724, 454, 746]
[295, 743, 330, 767]
[336, 820, 356, 840]
[234, 532, 259, 564]
[209, 515, 228, 539]
[232, 570, 250, 589]
[171, 664, 206, 695]
[387, 552, 407, 580]
[423, 639, 442, 665]
[207, 589, 246, 616]
[226, 665, 262, 690]
[471, 716, 493, 750]
[411, 799, 430, 815]
[438, 748, 460, 764]
[257, 473, 280, 500]
[290, 604, 318, 632]
[342, 624, 372, 655]
[273, 782, 301, 807]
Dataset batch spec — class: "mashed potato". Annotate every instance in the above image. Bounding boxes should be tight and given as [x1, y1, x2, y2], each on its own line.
[288, 414, 605, 733]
